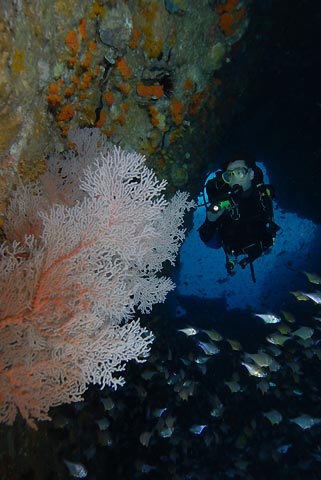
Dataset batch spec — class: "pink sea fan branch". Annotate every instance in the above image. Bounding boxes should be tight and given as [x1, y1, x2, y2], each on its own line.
[0, 128, 195, 429]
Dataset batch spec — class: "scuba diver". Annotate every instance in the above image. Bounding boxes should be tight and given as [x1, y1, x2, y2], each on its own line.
[198, 153, 280, 282]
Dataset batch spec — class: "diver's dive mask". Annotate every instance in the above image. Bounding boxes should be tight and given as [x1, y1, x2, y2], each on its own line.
[222, 166, 249, 184]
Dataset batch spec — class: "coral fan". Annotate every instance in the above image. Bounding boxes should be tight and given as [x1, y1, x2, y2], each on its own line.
[0, 129, 194, 429]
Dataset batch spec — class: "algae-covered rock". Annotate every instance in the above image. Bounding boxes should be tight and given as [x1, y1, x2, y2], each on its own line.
[99, 1, 133, 54]
[0, 0, 251, 219]
[209, 42, 227, 71]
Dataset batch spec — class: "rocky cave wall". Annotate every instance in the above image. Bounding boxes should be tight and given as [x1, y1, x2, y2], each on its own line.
[0, 0, 251, 229]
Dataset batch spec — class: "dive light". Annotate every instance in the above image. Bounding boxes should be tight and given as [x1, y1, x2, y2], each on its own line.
[211, 199, 232, 212]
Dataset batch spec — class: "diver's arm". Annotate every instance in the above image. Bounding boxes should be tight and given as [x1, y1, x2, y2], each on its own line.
[206, 207, 225, 222]
[205, 173, 230, 223]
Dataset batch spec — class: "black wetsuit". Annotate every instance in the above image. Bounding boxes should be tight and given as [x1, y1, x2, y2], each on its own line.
[199, 173, 279, 265]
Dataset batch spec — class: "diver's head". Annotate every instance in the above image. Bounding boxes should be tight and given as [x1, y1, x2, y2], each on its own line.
[222, 158, 255, 192]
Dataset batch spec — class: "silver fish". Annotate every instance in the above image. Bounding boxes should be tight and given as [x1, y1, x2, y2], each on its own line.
[263, 409, 283, 425]
[197, 341, 220, 355]
[300, 291, 321, 304]
[293, 389, 303, 396]
[63, 460, 87, 478]
[180, 357, 192, 366]
[194, 356, 211, 364]
[226, 338, 243, 350]
[277, 444, 292, 454]
[241, 361, 267, 378]
[159, 427, 174, 438]
[95, 417, 110, 431]
[266, 333, 290, 346]
[100, 396, 115, 411]
[201, 329, 223, 341]
[254, 313, 281, 324]
[303, 271, 321, 284]
[256, 379, 271, 395]
[139, 431, 153, 447]
[177, 327, 198, 336]
[210, 404, 224, 417]
[290, 290, 310, 301]
[189, 424, 207, 434]
[280, 310, 296, 323]
[152, 407, 167, 418]
[244, 351, 273, 367]
[225, 380, 241, 393]
[140, 464, 157, 474]
[290, 414, 321, 430]
[97, 430, 113, 447]
[292, 326, 314, 340]
[276, 322, 292, 335]
[268, 358, 281, 372]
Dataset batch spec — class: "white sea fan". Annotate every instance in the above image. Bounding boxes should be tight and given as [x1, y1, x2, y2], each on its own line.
[0, 129, 195, 429]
